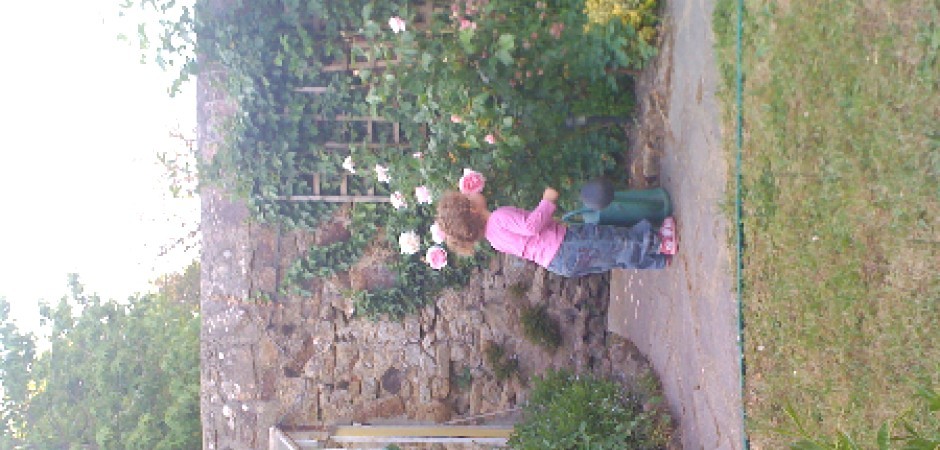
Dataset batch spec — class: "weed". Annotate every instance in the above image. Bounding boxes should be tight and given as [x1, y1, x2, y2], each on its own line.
[452, 365, 473, 391]
[506, 282, 529, 301]
[520, 304, 562, 351]
[484, 342, 520, 383]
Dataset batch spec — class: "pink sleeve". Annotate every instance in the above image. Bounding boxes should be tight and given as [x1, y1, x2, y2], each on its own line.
[507, 200, 557, 236]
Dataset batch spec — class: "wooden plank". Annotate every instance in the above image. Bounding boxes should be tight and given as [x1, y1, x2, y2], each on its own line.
[322, 59, 395, 72]
[313, 115, 390, 122]
[332, 425, 514, 439]
[277, 195, 390, 203]
[312, 173, 320, 195]
[269, 427, 301, 450]
[324, 142, 408, 149]
[294, 85, 368, 94]
[340, 173, 348, 195]
[293, 86, 332, 93]
[331, 436, 508, 445]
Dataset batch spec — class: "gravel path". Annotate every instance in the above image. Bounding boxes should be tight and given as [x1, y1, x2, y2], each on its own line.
[608, 0, 746, 448]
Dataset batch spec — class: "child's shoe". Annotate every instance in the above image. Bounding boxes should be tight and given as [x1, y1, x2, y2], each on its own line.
[659, 216, 678, 256]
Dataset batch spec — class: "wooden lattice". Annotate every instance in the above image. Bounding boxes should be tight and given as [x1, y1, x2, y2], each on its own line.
[281, 0, 439, 204]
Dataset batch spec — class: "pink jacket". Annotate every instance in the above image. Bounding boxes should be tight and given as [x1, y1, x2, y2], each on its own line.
[484, 200, 567, 267]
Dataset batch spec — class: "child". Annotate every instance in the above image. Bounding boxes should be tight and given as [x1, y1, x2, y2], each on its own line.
[436, 187, 677, 278]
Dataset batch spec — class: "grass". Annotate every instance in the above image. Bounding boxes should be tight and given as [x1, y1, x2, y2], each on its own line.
[713, 0, 940, 448]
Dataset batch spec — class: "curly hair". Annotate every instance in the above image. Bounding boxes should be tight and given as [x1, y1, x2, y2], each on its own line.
[436, 191, 487, 256]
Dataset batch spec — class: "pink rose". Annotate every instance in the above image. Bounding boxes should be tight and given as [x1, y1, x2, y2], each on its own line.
[450, 114, 462, 124]
[415, 185, 433, 204]
[426, 246, 448, 270]
[484, 134, 496, 145]
[458, 168, 486, 194]
[459, 19, 477, 31]
[550, 22, 565, 39]
[430, 222, 446, 244]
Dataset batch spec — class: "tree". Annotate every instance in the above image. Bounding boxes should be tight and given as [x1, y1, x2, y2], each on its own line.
[0, 298, 37, 449]
[0, 273, 201, 449]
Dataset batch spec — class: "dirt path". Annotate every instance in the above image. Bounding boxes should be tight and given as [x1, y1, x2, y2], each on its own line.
[608, 0, 746, 449]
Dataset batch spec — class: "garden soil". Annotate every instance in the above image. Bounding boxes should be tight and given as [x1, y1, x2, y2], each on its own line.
[608, 0, 746, 448]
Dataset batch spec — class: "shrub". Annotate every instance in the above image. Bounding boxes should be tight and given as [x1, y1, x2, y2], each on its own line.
[483, 341, 520, 382]
[509, 369, 672, 449]
[520, 304, 562, 351]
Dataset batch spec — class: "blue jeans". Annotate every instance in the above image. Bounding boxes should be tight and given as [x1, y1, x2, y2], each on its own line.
[545, 220, 665, 277]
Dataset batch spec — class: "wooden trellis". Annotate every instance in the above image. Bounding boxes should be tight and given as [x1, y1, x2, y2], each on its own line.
[280, 0, 439, 204]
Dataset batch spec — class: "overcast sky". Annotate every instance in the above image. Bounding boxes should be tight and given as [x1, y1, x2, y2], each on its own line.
[0, 0, 199, 333]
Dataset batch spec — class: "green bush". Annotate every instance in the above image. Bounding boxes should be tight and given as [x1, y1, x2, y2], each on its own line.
[520, 304, 562, 351]
[509, 370, 671, 450]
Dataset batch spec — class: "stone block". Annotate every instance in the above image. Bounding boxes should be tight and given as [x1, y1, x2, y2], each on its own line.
[361, 377, 378, 400]
[470, 382, 484, 414]
[348, 379, 362, 398]
[413, 399, 453, 422]
[255, 266, 277, 294]
[257, 335, 280, 368]
[419, 379, 432, 403]
[276, 378, 307, 409]
[334, 342, 359, 373]
[431, 376, 450, 399]
[304, 345, 335, 379]
[403, 343, 423, 367]
[435, 345, 451, 379]
[353, 396, 406, 422]
[403, 316, 422, 343]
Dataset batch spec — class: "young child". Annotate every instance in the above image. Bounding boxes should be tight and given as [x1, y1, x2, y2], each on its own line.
[435, 187, 677, 278]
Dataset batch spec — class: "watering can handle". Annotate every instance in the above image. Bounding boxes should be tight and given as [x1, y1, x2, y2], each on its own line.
[562, 208, 594, 224]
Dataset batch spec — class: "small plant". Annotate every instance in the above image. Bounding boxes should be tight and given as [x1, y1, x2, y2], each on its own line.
[507, 282, 529, 300]
[520, 304, 562, 351]
[452, 365, 473, 391]
[509, 369, 673, 449]
[483, 342, 519, 383]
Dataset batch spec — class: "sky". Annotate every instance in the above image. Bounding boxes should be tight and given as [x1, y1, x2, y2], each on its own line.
[0, 1, 200, 333]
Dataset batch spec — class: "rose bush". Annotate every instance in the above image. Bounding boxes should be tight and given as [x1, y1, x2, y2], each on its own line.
[191, 0, 659, 318]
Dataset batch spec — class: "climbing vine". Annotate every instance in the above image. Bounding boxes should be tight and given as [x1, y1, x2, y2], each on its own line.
[126, 0, 661, 318]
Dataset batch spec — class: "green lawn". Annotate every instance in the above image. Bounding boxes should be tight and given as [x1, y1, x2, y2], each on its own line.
[713, 0, 940, 447]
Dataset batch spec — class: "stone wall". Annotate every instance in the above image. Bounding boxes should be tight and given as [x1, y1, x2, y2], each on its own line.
[199, 194, 653, 449]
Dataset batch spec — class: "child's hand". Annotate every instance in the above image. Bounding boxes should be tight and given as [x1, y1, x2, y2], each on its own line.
[542, 187, 560, 203]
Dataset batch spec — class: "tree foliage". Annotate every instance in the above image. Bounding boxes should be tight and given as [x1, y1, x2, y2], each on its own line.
[0, 274, 201, 449]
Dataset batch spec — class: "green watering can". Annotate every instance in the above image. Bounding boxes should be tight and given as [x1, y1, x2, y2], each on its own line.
[562, 179, 672, 227]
